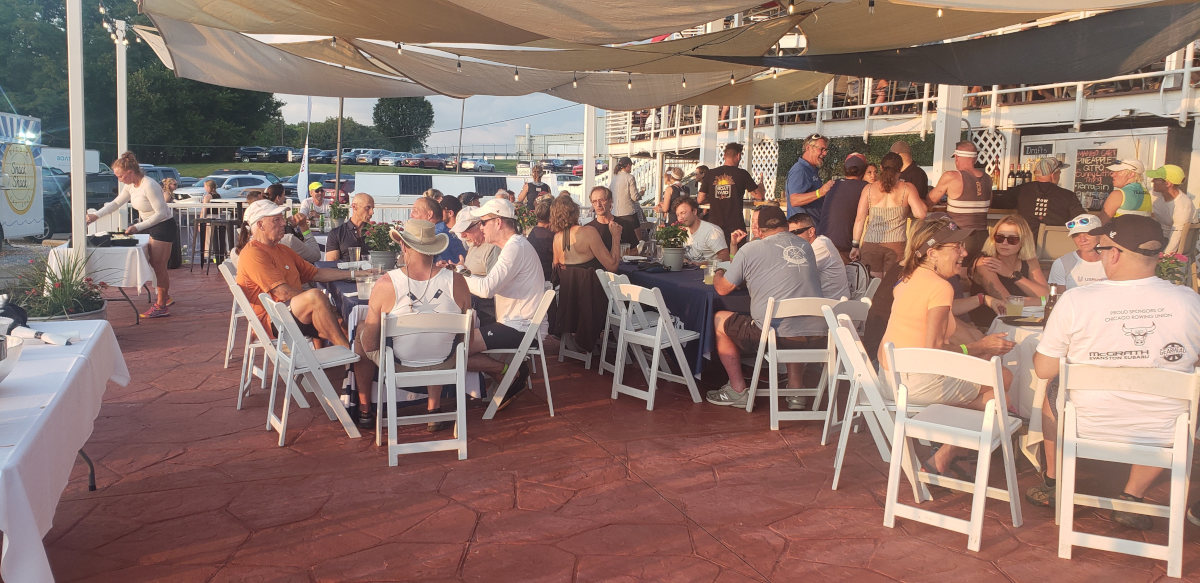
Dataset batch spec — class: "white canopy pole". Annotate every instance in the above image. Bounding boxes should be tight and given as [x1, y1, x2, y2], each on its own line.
[67, 0, 87, 255]
[116, 20, 128, 155]
[583, 105, 597, 201]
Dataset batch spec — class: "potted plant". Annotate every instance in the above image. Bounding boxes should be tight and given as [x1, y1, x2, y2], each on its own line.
[363, 220, 403, 270]
[328, 200, 349, 230]
[1156, 252, 1188, 285]
[515, 203, 538, 234]
[655, 222, 688, 272]
[3, 253, 109, 321]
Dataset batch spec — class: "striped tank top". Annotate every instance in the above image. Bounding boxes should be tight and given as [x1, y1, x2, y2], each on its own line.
[946, 171, 993, 230]
[864, 205, 907, 243]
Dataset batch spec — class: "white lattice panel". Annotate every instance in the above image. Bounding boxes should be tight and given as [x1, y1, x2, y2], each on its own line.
[970, 129, 1006, 177]
[751, 137, 780, 198]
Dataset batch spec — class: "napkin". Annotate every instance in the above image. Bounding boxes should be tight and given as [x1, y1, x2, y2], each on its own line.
[10, 326, 76, 346]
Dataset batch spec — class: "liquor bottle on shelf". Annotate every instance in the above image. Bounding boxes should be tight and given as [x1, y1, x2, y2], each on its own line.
[990, 157, 1002, 189]
[1007, 164, 1017, 190]
[1023, 161, 1033, 184]
[1014, 162, 1024, 187]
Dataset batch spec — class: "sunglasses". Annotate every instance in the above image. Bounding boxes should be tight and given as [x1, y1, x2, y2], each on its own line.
[1065, 216, 1096, 230]
[1093, 245, 1121, 255]
[791, 226, 814, 235]
[993, 233, 1021, 245]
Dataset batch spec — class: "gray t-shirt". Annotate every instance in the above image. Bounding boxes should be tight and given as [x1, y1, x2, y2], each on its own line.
[723, 231, 824, 336]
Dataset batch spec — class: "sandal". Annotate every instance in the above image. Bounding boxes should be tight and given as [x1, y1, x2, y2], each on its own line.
[1025, 481, 1055, 509]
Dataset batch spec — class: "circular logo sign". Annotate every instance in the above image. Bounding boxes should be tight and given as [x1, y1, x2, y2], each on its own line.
[1160, 342, 1185, 363]
[3, 144, 37, 215]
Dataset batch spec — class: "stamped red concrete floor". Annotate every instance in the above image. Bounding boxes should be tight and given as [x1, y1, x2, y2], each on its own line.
[41, 269, 1200, 581]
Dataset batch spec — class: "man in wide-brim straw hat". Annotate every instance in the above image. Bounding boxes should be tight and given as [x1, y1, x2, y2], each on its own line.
[353, 219, 471, 432]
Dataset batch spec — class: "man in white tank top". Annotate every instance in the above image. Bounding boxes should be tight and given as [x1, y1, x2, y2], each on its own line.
[354, 220, 471, 431]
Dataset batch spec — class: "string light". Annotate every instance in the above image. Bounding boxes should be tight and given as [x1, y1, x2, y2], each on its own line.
[98, 3, 105, 14]
[456, 58, 462, 72]
[397, 42, 403, 55]
[787, 0, 794, 14]
[330, 36, 337, 47]
[729, 72, 736, 85]
[772, 68, 778, 80]
[572, 72, 578, 89]
[514, 67, 519, 82]
[681, 74, 687, 89]
[937, 8, 943, 17]
[627, 73, 633, 90]
[868, 0, 875, 14]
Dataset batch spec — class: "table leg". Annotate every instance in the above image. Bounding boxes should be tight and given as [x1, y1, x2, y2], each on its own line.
[77, 449, 97, 491]
[118, 288, 140, 325]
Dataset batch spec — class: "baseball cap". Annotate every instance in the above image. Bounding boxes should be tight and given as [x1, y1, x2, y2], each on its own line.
[915, 215, 970, 254]
[243, 200, 286, 227]
[757, 205, 787, 229]
[1088, 214, 1165, 256]
[844, 153, 867, 172]
[1033, 157, 1069, 177]
[477, 197, 516, 220]
[459, 191, 482, 206]
[451, 207, 480, 235]
[1146, 164, 1185, 185]
[1065, 213, 1100, 236]
[1106, 159, 1145, 175]
[308, 181, 324, 192]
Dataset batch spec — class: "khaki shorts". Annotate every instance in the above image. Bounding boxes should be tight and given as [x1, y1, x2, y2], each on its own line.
[723, 312, 822, 355]
[881, 366, 980, 407]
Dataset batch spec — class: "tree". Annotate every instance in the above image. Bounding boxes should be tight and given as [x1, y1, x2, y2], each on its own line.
[372, 97, 434, 152]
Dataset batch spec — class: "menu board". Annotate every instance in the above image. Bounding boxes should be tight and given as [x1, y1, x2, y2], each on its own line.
[1074, 148, 1117, 209]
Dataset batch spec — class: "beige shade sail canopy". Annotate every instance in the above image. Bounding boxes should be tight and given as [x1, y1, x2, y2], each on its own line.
[677, 69, 834, 106]
[889, 0, 1158, 11]
[138, 0, 775, 46]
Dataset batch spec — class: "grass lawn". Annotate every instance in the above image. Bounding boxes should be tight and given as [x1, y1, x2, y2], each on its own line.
[172, 160, 518, 179]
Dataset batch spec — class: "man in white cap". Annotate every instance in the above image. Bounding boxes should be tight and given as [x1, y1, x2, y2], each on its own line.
[1101, 159, 1150, 221]
[1014, 157, 1084, 236]
[927, 140, 993, 259]
[450, 206, 500, 277]
[236, 200, 357, 384]
[1047, 213, 1106, 290]
[1148, 164, 1195, 254]
[463, 197, 547, 411]
[353, 219, 471, 431]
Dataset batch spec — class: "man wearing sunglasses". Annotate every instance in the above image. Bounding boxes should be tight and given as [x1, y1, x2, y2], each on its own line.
[784, 134, 829, 229]
[789, 213, 849, 300]
[1047, 213, 1106, 290]
[1014, 157, 1084, 236]
[1030, 214, 1200, 530]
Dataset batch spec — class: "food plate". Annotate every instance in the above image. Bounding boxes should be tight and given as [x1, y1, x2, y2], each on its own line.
[999, 315, 1044, 327]
[622, 255, 647, 262]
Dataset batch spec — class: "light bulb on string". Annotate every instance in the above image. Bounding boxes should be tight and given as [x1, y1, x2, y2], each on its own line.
[397, 42, 403, 55]
[457, 58, 462, 72]
[627, 73, 633, 90]
[98, 3, 105, 14]
[514, 67, 519, 82]
[681, 75, 687, 89]
[937, 8, 943, 17]
[868, 0, 875, 14]
[729, 72, 736, 85]
[330, 36, 337, 47]
[572, 72, 578, 89]
[772, 68, 778, 80]
[787, 0, 794, 14]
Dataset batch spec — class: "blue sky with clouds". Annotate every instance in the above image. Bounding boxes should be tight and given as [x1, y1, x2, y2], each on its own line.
[278, 93, 590, 151]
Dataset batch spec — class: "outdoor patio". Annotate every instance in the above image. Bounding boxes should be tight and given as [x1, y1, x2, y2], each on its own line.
[41, 268, 1200, 582]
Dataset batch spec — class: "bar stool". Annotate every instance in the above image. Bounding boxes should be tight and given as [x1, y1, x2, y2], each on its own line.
[192, 217, 239, 274]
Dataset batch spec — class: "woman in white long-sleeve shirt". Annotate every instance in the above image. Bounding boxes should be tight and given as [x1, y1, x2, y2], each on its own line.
[84, 151, 177, 318]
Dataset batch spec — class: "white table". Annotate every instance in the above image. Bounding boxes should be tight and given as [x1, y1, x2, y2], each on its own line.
[49, 234, 156, 324]
[0, 321, 130, 583]
[988, 314, 1049, 471]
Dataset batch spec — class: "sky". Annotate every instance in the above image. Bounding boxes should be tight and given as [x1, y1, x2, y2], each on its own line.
[277, 93, 591, 152]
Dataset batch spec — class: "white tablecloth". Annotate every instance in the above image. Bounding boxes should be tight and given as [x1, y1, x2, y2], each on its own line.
[988, 315, 1049, 470]
[48, 234, 156, 292]
[0, 321, 130, 583]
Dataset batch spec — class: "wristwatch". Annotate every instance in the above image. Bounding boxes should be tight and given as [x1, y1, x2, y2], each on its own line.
[1010, 269, 1024, 281]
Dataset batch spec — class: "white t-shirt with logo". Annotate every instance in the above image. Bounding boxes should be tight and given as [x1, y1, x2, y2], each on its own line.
[810, 235, 850, 300]
[1047, 251, 1107, 289]
[1036, 276, 1200, 445]
[684, 220, 727, 262]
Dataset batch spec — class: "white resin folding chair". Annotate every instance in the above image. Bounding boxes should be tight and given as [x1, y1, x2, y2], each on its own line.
[1055, 363, 1200, 578]
[218, 262, 309, 411]
[483, 289, 556, 420]
[259, 294, 362, 446]
[882, 342, 1023, 552]
[216, 260, 245, 368]
[858, 277, 882, 304]
[608, 283, 701, 411]
[814, 301, 872, 444]
[741, 297, 859, 430]
[377, 310, 474, 464]
[593, 269, 655, 378]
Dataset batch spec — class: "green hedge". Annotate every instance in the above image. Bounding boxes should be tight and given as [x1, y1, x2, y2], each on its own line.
[774, 133, 936, 197]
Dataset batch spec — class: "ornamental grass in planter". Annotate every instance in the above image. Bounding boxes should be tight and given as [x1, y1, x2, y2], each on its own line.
[3, 253, 108, 319]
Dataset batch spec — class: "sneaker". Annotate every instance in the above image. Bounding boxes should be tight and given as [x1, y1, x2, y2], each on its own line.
[785, 395, 808, 411]
[705, 384, 749, 407]
[1111, 493, 1153, 530]
[163, 297, 176, 308]
[496, 363, 529, 412]
[140, 305, 170, 319]
[1188, 500, 1200, 527]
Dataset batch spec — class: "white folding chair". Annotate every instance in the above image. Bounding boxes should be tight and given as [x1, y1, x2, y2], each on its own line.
[608, 282, 701, 411]
[594, 269, 655, 379]
[377, 310, 474, 464]
[259, 294, 362, 446]
[483, 289, 556, 420]
[1055, 363, 1200, 578]
[826, 323, 903, 491]
[814, 301, 872, 443]
[216, 260, 245, 368]
[858, 277, 882, 304]
[882, 342, 1023, 552]
[218, 262, 309, 412]
[742, 297, 842, 430]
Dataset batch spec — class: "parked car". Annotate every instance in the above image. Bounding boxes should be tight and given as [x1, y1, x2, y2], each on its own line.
[402, 153, 444, 169]
[280, 172, 352, 199]
[288, 147, 319, 163]
[233, 146, 265, 162]
[572, 159, 610, 176]
[140, 165, 181, 185]
[357, 149, 389, 165]
[310, 149, 338, 164]
[323, 177, 354, 203]
[442, 155, 458, 171]
[207, 169, 282, 183]
[378, 152, 411, 166]
[257, 146, 294, 162]
[340, 148, 368, 165]
[460, 159, 495, 172]
[537, 158, 564, 172]
[178, 176, 199, 188]
[37, 167, 71, 240]
[175, 174, 275, 200]
[561, 159, 582, 173]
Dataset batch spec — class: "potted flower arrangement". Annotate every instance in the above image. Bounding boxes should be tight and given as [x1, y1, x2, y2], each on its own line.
[328, 200, 350, 230]
[363, 220, 404, 270]
[3, 253, 108, 321]
[515, 203, 538, 234]
[655, 221, 688, 271]
[1156, 252, 1189, 285]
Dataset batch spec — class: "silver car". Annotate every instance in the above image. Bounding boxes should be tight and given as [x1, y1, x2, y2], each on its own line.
[460, 159, 495, 172]
[379, 152, 411, 166]
[174, 174, 274, 200]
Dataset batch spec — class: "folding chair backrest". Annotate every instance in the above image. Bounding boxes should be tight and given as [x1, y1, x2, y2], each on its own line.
[381, 311, 473, 344]
[259, 294, 319, 367]
[859, 277, 882, 304]
[597, 269, 652, 327]
[1060, 362, 1200, 440]
[832, 326, 889, 406]
[221, 261, 274, 345]
[830, 297, 870, 329]
[1037, 224, 1074, 262]
[510, 289, 555, 349]
[883, 343, 1009, 415]
[610, 281, 661, 332]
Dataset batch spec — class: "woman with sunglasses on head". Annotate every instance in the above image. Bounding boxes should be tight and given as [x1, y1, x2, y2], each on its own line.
[971, 215, 1049, 310]
[849, 152, 927, 278]
[1047, 213, 1106, 290]
[879, 216, 1014, 477]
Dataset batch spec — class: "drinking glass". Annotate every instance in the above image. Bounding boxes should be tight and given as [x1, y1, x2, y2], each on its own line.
[1005, 295, 1025, 317]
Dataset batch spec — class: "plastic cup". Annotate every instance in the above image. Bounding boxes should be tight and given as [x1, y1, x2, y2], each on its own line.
[703, 263, 715, 285]
[1005, 295, 1024, 317]
[347, 246, 361, 262]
